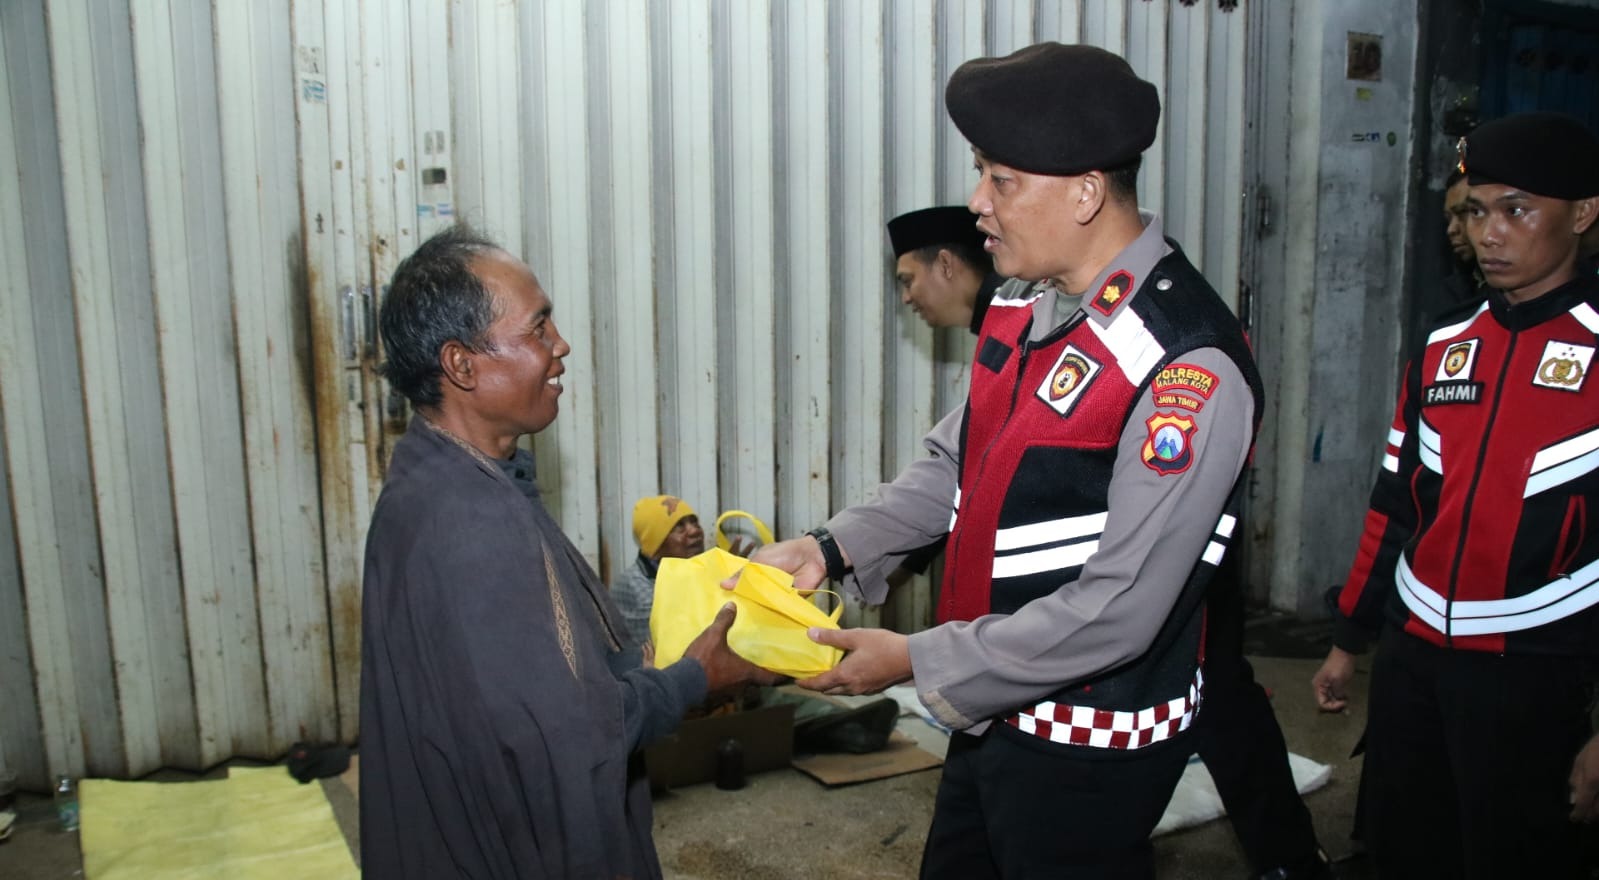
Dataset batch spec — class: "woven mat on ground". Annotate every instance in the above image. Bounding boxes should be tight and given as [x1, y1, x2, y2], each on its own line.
[81, 766, 357, 880]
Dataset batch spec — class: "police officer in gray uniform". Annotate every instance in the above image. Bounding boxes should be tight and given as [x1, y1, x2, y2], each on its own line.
[753, 43, 1270, 879]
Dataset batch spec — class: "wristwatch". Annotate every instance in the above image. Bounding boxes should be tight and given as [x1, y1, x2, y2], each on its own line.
[805, 527, 851, 582]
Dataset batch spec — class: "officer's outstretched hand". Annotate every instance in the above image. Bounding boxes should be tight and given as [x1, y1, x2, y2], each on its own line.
[1311, 646, 1356, 712]
[797, 627, 911, 697]
[719, 536, 831, 591]
[1571, 734, 1599, 823]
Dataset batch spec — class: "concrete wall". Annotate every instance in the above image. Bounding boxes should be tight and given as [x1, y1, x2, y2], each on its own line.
[1247, 0, 1422, 616]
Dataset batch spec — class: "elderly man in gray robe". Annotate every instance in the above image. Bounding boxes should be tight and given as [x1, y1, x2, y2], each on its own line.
[358, 225, 776, 879]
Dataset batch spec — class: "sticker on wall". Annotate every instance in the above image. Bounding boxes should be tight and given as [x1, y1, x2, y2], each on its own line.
[301, 78, 326, 105]
[1347, 32, 1382, 82]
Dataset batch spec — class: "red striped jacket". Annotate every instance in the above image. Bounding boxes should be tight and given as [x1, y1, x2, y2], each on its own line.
[1336, 275, 1599, 656]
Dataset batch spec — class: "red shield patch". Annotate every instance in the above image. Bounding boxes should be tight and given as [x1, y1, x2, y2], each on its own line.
[1141, 412, 1197, 475]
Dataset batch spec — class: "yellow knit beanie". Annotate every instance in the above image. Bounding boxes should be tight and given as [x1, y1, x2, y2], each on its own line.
[631, 495, 697, 557]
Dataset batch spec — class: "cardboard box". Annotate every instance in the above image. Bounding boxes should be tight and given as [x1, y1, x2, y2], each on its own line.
[644, 703, 796, 790]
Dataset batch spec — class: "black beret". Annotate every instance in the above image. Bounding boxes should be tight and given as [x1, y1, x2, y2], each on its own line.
[1461, 112, 1599, 199]
[887, 206, 982, 257]
[944, 42, 1160, 176]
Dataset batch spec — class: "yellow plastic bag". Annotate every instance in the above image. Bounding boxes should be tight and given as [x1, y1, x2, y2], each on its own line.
[714, 509, 775, 555]
[650, 547, 843, 678]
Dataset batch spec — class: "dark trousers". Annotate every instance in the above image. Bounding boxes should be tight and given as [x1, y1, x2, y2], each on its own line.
[1191, 559, 1323, 874]
[1361, 628, 1592, 879]
[920, 726, 1189, 880]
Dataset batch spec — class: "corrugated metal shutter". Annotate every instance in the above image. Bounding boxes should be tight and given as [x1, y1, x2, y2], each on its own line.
[0, 0, 1249, 787]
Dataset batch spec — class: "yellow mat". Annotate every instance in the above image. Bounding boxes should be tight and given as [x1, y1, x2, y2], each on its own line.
[81, 766, 358, 880]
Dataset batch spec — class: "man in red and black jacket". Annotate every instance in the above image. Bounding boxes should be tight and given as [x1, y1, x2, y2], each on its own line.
[1314, 112, 1599, 878]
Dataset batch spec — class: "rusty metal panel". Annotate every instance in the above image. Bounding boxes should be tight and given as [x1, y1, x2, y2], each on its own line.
[0, 0, 117, 787]
[212, 0, 337, 750]
[0, 0, 1254, 788]
[46, 0, 196, 778]
[774, 0, 834, 598]
[130, 0, 266, 766]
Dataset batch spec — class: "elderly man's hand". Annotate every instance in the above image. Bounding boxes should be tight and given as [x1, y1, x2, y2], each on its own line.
[1311, 647, 1357, 712]
[1571, 734, 1599, 823]
[682, 602, 784, 698]
[720, 536, 832, 591]
[796, 627, 912, 696]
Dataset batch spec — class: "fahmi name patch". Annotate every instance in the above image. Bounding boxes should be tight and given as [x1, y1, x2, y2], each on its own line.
[1150, 363, 1219, 412]
[1036, 345, 1102, 416]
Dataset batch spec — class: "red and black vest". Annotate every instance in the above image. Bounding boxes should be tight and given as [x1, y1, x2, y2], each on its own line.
[941, 247, 1264, 716]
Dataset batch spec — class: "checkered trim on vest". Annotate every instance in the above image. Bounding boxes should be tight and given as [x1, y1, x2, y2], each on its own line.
[1003, 667, 1203, 749]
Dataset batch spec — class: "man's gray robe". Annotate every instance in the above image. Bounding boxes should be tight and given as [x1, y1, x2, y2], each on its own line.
[359, 417, 706, 879]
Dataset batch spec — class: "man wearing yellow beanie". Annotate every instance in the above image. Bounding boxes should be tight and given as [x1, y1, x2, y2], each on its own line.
[613, 496, 706, 646]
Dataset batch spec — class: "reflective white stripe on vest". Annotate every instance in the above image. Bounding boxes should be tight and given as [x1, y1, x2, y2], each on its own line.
[1525, 426, 1599, 498]
[1086, 306, 1166, 386]
[1572, 302, 1599, 335]
[1417, 417, 1443, 475]
[1388, 427, 1406, 448]
[993, 511, 1108, 552]
[1201, 514, 1236, 565]
[1396, 554, 1599, 636]
[1426, 300, 1490, 345]
[990, 287, 1044, 309]
[992, 540, 1100, 579]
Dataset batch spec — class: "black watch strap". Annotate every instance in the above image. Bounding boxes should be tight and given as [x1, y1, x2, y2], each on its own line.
[806, 527, 850, 582]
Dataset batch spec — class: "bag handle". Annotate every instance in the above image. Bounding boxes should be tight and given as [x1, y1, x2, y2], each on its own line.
[714, 510, 775, 555]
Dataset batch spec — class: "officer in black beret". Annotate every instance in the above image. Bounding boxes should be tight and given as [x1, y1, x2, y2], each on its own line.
[750, 42, 1305, 880]
[1315, 111, 1599, 877]
[887, 206, 1000, 333]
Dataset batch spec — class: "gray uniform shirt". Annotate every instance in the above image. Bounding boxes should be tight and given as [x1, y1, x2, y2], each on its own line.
[826, 215, 1255, 733]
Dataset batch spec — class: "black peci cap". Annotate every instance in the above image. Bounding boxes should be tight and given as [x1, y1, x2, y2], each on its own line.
[1459, 112, 1599, 200]
[887, 206, 982, 258]
[944, 42, 1160, 176]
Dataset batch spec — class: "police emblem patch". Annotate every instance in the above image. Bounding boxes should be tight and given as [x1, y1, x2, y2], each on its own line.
[1435, 338, 1480, 382]
[1150, 363, 1219, 412]
[1532, 340, 1594, 392]
[1035, 345, 1102, 416]
[1141, 412, 1197, 475]
[1091, 270, 1135, 316]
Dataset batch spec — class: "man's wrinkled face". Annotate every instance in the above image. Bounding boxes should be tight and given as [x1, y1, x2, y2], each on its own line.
[1465, 184, 1595, 302]
[657, 515, 704, 560]
[895, 251, 974, 329]
[469, 251, 570, 437]
[1444, 179, 1474, 262]
[967, 149, 1079, 283]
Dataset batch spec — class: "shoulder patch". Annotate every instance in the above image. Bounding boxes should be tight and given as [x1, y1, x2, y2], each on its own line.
[1150, 363, 1219, 412]
[1035, 345, 1102, 417]
[1532, 340, 1594, 392]
[1141, 412, 1197, 475]
[1091, 270, 1135, 316]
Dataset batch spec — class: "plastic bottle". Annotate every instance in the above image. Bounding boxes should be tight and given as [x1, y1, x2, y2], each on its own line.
[714, 738, 746, 791]
[54, 775, 78, 831]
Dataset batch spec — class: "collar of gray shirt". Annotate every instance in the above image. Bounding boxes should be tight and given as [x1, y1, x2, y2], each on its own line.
[1029, 210, 1170, 343]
